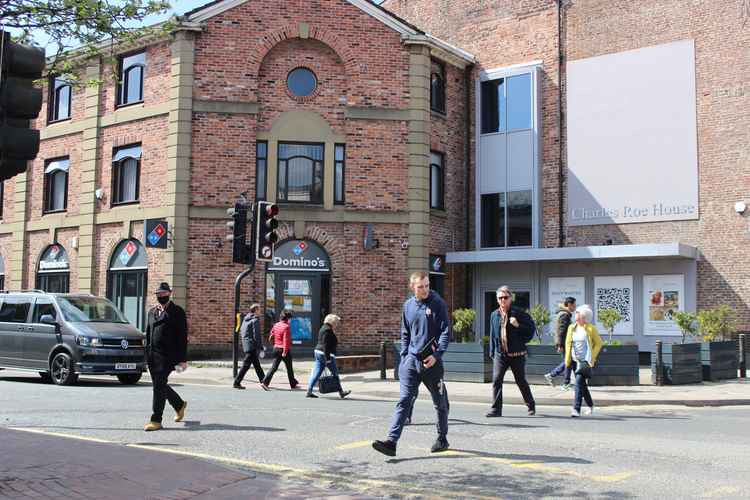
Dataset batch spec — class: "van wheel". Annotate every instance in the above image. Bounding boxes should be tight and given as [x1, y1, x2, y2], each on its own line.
[39, 372, 53, 383]
[50, 352, 78, 386]
[117, 373, 142, 385]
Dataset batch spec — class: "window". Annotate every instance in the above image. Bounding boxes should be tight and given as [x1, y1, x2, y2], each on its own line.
[256, 141, 267, 201]
[117, 51, 145, 106]
[0, 298, 32, 323]
[334, 144, 345, 205]
[43, 158, 69, 213]
[0, 181, 4, 219]
[277, 143, 324, 204]
[430, 59, 446, 114]
[430, 151, 444, 210]
[479, 70, 535, 248]
[48, 77, 71, 122]
[37, 244, 70, 293]
[32, 299, 57, 323]
[112, 144, 141, 205]
[287, 68, 317, 97]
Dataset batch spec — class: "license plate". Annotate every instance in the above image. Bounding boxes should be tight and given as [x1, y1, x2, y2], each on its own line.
[115, 363, 136, 370]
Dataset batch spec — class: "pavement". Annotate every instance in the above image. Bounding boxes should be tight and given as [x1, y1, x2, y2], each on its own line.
[162, 358, 750, 408]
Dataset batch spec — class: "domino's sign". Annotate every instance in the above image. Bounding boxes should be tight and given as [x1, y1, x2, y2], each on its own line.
[144, 219, 169, 249]
[267, 240, 330, 272]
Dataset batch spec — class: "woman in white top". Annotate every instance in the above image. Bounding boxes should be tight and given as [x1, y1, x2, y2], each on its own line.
[564, 305, 603, 417]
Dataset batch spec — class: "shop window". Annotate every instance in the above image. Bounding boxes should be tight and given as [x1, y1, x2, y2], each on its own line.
[112, 144, 141, 205]
[287, 67, 317, 97]
[117, 51, 145, 107]
[481, 193, 506, 248]
[43, 158, 69, 213]
[334, 144, 345, 205]
[48, 76, 71, 122]
[36, 244, 70, 293]
[277, 142, 324, 204]
[430, 151, 444, 210]
[430, 59, 446, 114]
[107, 239, 148, 330]
[256, 141, 267, 201]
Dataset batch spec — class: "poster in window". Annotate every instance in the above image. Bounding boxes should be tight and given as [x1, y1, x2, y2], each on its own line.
[643, 274, 684, 336]
[594, 276, 634, 336]
[548, 277, 585, 310]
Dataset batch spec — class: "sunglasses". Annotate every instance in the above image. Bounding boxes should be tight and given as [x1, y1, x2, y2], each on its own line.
[498, 295, 511, 300]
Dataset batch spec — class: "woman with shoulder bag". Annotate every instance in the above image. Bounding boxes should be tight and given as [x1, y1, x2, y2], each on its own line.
[306, 314, 351, 399]
[564, 304, 603, 417]
[260, 309, 299, 390]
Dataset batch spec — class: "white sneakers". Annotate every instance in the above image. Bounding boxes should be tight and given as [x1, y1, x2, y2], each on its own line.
[571, 406, 594, 418]
[570, 408, 580, 418]
[544, 373, 555, 386]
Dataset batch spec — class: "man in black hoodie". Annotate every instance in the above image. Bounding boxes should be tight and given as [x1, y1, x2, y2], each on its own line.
[544, 297, 577, 389]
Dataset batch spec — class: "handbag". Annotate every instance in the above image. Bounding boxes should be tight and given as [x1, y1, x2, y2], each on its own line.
[318, 366, 341, 394]
[575, 360, 592, 378]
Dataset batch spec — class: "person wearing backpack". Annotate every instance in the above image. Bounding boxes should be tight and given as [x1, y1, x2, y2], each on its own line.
[544, 297, 577, 390]
[233, 303, 266, 389]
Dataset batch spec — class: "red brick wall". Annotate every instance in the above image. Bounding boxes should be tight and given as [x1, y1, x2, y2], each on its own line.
[27, 135, 83, 221]
[24, 231, 78, 292]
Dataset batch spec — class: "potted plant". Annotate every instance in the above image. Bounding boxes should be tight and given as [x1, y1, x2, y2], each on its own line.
[526, 304, 560, 385]
[651, 311, 702, 385]
[442, 308, 491, 383]
[673, 311, 698, 344]
[697, 306, 738, 381]
[593, 308, 639, 386]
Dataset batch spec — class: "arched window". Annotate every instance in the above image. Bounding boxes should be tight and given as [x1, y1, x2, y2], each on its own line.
[44, 158, 69, 213]
[277, 143, 324, 204]
[118, 51, 145, 106]
[49, 77, 71, 122]
[112, 144, 141, 205]
[36, 244, 70, 293]
[107, 239, 148, 330]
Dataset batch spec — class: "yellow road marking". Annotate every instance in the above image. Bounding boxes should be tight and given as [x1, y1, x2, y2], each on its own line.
[9, 427, 113, 444]
[702, 486, 739, 498]
[335, 440, 372, 450]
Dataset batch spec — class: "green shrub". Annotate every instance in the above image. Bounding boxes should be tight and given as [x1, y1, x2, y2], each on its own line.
[597, 308, 622, 344]
[697, 306, 736, 342]
[603, 339, 622, 346]
[672, 311, 697, 344]
[529, 304, 551, 342]
[452, 308, 476, 343]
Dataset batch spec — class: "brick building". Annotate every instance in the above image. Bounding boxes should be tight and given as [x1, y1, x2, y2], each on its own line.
[0, 0, 747, 356]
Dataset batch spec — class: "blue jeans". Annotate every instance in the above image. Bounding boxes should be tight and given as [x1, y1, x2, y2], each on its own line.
[307, 351, 339, 393]
[549, 360, 572, 384]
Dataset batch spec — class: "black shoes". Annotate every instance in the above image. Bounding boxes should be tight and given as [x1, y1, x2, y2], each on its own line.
[306, 392, 318, 398]
[233, 383, 245, 390]
[339, 390, 351, 399]
[372, 440, 397, 457]
[485, 410, 502, 418]
[430, 438, 449, 453]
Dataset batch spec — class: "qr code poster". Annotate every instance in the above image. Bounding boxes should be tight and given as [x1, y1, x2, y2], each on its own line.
[643, 274, 684, 336]
[594, 276, 634, 336]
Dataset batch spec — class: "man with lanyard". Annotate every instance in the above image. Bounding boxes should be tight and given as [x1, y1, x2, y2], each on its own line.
[486, 285, 536, 418]
[143, 282, 188, 431]
[372, 271, 451, 457]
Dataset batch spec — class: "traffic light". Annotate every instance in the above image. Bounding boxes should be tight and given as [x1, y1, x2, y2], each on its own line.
[255, 201, 279, 262]
[0, 32, 45, 182]
[226, 202, 249, 264]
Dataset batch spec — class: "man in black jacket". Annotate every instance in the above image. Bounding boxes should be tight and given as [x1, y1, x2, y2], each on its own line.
[233, 303, 266, 389]
[144, 282, 188, 431]
[544, 297, 577, 389]
[486, 285, 536, 417]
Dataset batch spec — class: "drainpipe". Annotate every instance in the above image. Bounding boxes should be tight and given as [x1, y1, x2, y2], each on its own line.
[464, 63, 474, 308]
[557, 0, 565, 248]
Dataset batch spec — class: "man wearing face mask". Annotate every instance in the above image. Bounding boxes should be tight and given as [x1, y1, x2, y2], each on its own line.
[143, 282, 188, 431]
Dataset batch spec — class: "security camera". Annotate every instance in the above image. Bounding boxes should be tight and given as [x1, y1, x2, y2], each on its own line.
[734, 201, 747, 214]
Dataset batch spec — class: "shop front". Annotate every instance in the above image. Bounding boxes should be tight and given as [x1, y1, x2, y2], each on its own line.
[265, 240, 331, 351]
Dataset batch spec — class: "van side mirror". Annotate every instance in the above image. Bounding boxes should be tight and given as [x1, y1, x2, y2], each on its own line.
[40, 314, 57, 325]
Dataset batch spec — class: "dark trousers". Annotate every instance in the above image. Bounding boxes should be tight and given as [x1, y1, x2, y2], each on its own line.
[388, 355, 449, 443]
[491, 354, 535, 414]
[549, 359, 573, 384]
[262, 348, 298, 387]
[149, 368, 184, 423]
[574, 372, 593, 411]
[235, 349, 265, 384]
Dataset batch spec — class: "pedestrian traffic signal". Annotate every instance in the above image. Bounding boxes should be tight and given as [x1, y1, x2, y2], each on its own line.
[226, 202, 250, 264]
[0, 32, 45, 182]
[255, 201, 279, 262]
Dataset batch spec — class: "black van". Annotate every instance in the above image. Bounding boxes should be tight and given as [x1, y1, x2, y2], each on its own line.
[0, 291, 146, 385]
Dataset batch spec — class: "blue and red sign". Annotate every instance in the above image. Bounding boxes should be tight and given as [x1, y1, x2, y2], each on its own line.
[144, 219, 169, 249]
[292, 241, 307, 256]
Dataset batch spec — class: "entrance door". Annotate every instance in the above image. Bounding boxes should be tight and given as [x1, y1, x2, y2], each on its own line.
[276, 275, 320, 348]
[108, 271, 147, 331]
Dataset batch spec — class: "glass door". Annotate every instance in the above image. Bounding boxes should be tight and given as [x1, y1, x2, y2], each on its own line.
[277, 275, 319, 347]
[108, 270, 147, 331]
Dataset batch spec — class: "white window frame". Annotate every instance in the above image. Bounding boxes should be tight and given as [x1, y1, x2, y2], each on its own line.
[475, 61, 542, 250]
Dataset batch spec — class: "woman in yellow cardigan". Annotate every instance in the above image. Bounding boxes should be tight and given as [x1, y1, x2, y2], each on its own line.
[564, 305, 603, 417]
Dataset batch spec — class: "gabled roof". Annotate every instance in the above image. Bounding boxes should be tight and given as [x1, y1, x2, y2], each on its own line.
[184, 0, 475, 66]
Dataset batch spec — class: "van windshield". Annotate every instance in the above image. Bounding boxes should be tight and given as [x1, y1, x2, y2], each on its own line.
[56, 297, 129, 323]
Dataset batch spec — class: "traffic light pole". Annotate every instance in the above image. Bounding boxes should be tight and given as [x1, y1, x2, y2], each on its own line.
[233, 260, 255, 379]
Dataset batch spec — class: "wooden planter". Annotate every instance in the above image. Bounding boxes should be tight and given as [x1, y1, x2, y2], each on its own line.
[589, 345, 640, 386]
[701, 341, 738, 381]
[526, 344, 563, 385]
[651, 342, 702, 385]
[442, 342, 492, 383]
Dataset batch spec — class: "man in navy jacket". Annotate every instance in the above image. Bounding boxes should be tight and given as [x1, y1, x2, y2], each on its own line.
[373, 271, 451, 457]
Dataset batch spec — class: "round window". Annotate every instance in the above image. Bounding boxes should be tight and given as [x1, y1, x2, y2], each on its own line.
[287, 67, 317, 97]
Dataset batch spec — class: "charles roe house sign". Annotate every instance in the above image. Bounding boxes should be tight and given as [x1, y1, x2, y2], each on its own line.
[268, 240, 330, 272]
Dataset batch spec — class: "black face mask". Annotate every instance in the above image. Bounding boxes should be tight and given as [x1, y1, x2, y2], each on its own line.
[156, 296, 170, 305]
